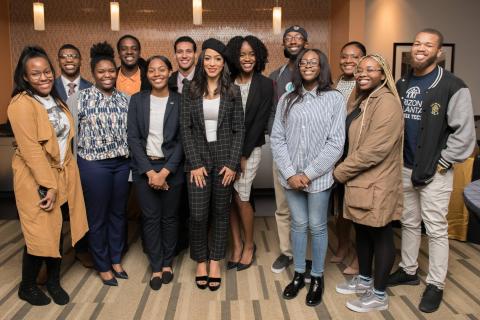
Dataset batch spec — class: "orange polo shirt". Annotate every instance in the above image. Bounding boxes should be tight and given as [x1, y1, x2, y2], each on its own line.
[116, 67, 141, 96]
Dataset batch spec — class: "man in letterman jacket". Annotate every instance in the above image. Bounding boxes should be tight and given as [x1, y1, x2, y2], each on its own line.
[388, 28, 476, 314]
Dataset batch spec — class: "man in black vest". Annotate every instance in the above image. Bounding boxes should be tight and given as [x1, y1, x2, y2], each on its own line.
[388, 28, 476, 313]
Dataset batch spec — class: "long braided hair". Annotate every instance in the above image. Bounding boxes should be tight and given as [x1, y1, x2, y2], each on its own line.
[354, 53, 401, 138]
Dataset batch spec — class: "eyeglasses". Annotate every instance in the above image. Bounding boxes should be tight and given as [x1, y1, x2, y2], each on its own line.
[59, 54, 80, 59]
[27, 70, 53, 80]
[284, 35, 304, 42]
[354, 68, 382, 76]
[299, 59, 319, 68]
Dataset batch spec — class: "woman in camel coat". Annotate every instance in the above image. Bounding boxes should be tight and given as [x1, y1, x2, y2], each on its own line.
[8, 46, 88, 306]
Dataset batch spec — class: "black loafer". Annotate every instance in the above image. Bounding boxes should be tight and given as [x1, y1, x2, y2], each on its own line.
[112, 269, 129, 280]
[162, 271, 174, 284]
[283, 272, 305, 299]
[149, 277, 162, 290]
[305, 276, 324, 307]
[419, 284, 443, 313]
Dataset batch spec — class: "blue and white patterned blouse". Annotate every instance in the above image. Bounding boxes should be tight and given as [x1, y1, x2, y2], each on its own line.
[271, 87, 346, 193]
[77, 86, 129, 161]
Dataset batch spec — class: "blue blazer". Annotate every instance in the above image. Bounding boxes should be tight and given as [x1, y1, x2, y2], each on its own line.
[54, 77, 92, 102]
[127, 90, 184, 185]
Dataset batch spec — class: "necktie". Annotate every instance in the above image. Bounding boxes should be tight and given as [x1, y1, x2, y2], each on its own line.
[67, 83, 77, 96]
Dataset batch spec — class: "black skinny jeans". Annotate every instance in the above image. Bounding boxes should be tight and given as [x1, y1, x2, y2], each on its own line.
[354, 222, 395, 291]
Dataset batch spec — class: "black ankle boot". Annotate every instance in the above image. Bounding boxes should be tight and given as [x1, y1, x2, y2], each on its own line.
[283, 272, 305, 299]
[46, 258, 69, 305]
[19, 249, 51, 305]
[306, 276, 324, 306]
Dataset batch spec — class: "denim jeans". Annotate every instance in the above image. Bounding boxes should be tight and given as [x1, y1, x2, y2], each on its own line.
[285, 188, 331, 277]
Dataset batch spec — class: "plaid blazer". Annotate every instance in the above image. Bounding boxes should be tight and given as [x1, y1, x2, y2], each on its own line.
[180, 81, 244, 172]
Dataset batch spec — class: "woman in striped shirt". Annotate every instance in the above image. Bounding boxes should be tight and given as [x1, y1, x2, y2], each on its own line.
[271, 49, 346, 307]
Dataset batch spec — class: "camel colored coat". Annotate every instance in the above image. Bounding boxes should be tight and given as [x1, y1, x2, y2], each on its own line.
[8, 93, 88, 258]
[334, 87, 404, 227]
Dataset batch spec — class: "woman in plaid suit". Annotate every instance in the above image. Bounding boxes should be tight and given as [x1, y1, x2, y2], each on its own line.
[180, 38, 244, 291]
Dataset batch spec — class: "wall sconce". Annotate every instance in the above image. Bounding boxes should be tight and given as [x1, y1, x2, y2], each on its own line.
[33, 2, 45, 31]
[110, 1, 120, 31]
[193, 0, 202, 25]
[272, 6, 282, 35]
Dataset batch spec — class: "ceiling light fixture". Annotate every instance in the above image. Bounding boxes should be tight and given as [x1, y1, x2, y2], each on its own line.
[193, 0, 202, 25]
[110, 1, 120, 31]
[273, 1, 282, 35]
[33, 2, 45, 31]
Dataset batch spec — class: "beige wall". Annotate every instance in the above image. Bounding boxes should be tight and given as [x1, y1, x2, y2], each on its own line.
[0, 0, 12, 124]
[365, 0, 480, 114]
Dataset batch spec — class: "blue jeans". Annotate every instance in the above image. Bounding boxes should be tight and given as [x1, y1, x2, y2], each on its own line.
[285, 188, 331, 277]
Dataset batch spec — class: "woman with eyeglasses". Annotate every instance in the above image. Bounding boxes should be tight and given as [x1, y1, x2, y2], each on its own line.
[127, 55, 184, 290]
[271, 49, 345, 307]
[8, 46, 88, 305]
[334, 54, 403, 312]
[330, 41, 367, 275]
[180, 38, 244, 291]
[225, 35, 273, 272]
[68, 42, 130, 286]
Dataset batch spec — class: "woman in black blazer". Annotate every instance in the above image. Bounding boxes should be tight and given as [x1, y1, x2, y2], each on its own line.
[180, 38, 244, 291]
[225, 36, 273, 271]
[127, 56, 184, 290]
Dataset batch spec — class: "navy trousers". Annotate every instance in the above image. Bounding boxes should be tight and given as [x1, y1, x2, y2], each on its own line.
[77, 156, 130, 272]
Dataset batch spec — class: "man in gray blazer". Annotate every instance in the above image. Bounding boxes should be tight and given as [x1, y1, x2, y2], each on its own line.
[54, 44, 92, 102]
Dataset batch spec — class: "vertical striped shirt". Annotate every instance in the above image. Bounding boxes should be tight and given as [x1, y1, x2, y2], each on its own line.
[270, 87, 346, 193]
[77, 86, 129, 160]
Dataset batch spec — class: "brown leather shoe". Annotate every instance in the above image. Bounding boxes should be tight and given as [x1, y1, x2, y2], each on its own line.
[36, 264, 48, 285]
[75, 252, 94, 268]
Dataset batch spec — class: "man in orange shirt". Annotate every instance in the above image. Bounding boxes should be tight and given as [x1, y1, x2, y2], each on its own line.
[116, 34, 150, 96]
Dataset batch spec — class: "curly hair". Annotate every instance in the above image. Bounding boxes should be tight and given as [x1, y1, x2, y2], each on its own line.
[90, 41, 116, 73]
[226, 35, 268, 78]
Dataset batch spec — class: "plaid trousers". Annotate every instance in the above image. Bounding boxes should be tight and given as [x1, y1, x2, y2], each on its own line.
[188, 167, 233, 262]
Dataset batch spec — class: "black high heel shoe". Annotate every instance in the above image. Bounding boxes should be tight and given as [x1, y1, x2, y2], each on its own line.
[237, 244, 256, 271]
[207, 277, 222, 291]
[195, 276, 208, 290]
[112, 269, 129, 279]
[227, 242, 244, 270]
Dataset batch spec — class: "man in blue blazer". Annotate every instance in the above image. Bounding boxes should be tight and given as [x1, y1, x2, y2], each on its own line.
[55, 44, 92, 102]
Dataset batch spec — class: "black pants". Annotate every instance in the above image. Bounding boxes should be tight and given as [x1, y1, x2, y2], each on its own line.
[175, 182, 190, 254]
[188, 167, 233, 262]
[354, 222, 395, 291]
[21, 226, 64, 287]
[136, 176, 182, 272]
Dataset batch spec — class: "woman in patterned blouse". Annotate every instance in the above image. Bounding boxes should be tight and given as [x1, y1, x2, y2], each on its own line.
[70, 42, 130, 286]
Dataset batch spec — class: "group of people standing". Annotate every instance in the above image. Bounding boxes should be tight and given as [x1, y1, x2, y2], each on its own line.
[7, 24, 476, 315]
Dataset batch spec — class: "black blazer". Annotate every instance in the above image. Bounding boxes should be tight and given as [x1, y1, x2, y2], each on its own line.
[127, 90, 184, 185]
[241, 73, 274, 158]
[168, 71, 180, 93]
[54, 77, 92, 102]
[180, 81, 245, 172]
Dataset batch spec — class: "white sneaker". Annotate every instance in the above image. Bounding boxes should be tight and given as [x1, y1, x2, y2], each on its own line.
[346, 289, 389, 312]
[336, 276, 372, 294]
